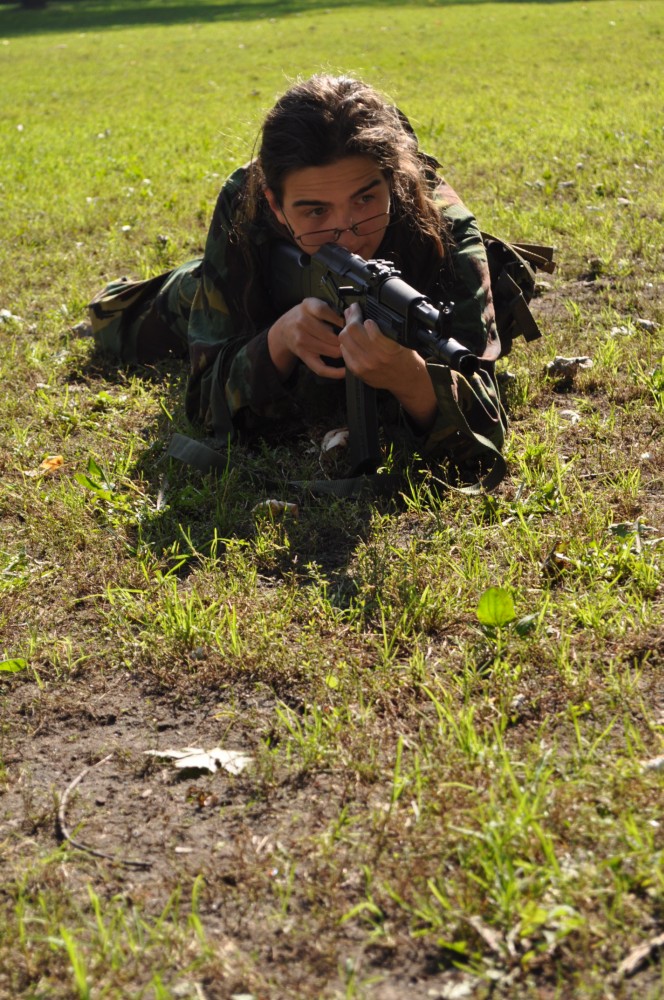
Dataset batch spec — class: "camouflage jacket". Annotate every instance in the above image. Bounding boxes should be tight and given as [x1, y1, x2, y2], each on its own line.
[184, 165, 501, 454]
[89, 164, 504, 464]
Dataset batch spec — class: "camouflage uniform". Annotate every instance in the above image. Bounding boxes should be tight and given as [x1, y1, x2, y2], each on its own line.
[89, 164, 504, 466]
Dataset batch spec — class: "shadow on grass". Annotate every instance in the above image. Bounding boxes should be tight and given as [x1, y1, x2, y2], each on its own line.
[0, 0, 600, 38]
[73, 347, 380, 600]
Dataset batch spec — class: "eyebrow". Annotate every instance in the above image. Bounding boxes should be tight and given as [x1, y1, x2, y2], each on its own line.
[291, 177, 383, 208]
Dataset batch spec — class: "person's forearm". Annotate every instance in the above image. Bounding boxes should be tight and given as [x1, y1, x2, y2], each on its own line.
[389, 353, 438, 431]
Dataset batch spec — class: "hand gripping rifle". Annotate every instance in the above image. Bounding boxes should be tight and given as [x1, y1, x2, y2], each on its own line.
[270, 241, 477, 476]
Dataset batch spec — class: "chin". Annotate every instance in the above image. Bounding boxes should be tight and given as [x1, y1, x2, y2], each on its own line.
[353, 242, 379, 260]
[364, 236, 387, 259]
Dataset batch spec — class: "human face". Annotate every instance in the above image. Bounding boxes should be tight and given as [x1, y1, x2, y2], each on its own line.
[265, 156, 391, 259]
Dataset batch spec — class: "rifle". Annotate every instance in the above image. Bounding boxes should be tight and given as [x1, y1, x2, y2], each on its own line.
[270, 241, 476, 475]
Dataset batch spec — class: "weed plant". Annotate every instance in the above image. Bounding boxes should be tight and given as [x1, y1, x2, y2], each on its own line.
[0, 1, 663, 998]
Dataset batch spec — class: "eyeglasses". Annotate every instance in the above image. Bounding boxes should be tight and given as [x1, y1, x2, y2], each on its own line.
[287, 212, 392, 248]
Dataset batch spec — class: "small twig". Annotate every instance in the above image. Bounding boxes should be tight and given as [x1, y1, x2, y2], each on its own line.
[616, 932, 664, 979]
[156, 474, 169, 511]
[465, 915, 506, 958]
[57, 752, 152, 869]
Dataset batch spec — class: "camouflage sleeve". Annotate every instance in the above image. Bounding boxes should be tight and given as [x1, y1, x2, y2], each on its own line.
[184, 166, 296, 436]
[408, 180, 503, 460]
[434, 179, 500, 361]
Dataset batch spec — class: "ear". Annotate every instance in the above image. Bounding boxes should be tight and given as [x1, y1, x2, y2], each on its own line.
[264, 187, 286, 226]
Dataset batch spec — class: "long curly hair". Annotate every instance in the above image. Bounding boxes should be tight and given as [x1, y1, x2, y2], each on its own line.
[251, 76, 446, 234]
[228, 75, 449, 324]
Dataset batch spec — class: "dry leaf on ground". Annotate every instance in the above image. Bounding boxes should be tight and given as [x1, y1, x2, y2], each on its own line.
[24, 455, 64, 477]
[322, 427, 349, 452]
[145, 747, 253, 775]
[252, 499, 299, 517]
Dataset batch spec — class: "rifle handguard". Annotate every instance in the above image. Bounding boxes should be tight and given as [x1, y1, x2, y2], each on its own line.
[270, 241, 476, 374]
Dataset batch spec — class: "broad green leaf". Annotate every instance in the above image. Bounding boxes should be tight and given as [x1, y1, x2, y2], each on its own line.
[87, 457, 105, 480]
[0, 658, 27, 673]
[74, 473, 114, 500]
[477, 587, 516, 628]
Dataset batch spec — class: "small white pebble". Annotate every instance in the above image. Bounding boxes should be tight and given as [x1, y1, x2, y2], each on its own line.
[642, 755, 664, 772]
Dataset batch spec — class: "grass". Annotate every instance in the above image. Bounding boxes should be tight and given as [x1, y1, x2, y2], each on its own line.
[1, 0, 663, 997]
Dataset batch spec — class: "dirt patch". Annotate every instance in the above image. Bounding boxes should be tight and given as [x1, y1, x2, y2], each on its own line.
[2, 674, 483, 998]
[3, 635, 663, 1000]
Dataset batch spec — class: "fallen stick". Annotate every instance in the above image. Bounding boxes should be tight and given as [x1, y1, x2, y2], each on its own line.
[57, 752, 152, 869]
[616, 932, 664, 979]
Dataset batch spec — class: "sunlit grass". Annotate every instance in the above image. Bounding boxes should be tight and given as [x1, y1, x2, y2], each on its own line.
[1, 1, 663, 997]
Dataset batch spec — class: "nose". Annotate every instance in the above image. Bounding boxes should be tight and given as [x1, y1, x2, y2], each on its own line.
[335, 215, 362, 249]
[336, 227, 357, 250]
